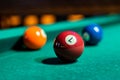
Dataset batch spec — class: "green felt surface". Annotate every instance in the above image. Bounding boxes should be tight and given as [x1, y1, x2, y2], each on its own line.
[0, 14, 120, 80]
[0, 14, 120, 52]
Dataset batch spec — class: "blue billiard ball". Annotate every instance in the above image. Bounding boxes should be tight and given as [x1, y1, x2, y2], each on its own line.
[82, 24, 103, 45]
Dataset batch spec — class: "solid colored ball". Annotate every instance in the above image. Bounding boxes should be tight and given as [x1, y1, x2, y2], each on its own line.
[67, 14, 84, 22]
[82, 24, 103, 45]
[40, 14, 56, 25]
[24, 15, 38, 26]
[54, 31, 84, 62]
[1, 16, 10, 29]
[9, 15, 21, 27]
[23, 26, 47, 49]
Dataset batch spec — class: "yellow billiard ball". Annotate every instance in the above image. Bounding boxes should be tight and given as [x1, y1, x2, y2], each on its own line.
[23, 26, 47, 49]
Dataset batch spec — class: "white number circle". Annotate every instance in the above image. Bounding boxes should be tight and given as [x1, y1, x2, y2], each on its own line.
[65, 35, 77, 45]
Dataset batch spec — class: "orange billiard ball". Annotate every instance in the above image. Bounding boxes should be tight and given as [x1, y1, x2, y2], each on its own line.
[23, 26, 47, 49]
[67, 14, 84, 22]
[40, 14, 56, 25]
[1, 16, 10, 29]
[9, 15, 21, 27]
[24, 15, 38, 26]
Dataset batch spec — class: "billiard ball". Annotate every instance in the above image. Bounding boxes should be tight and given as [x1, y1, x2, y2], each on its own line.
[1, 16, 10, 29]
[67, 14, 84, 22]
[24, 15, 38, 26]
[53, 31, 84, 62]
[40, 14, 56, 25]
[9, 15, 21, 27]
[82, 23, 103, 45]
[23, 26, 47, 49]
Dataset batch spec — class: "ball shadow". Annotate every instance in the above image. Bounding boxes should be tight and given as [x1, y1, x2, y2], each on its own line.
[12, 36, 38, 51]
[84, 42, 98, 47]
[35, 57, 76, 65]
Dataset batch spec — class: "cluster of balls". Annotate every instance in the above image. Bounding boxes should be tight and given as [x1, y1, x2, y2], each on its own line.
[23, 23, 103, 62]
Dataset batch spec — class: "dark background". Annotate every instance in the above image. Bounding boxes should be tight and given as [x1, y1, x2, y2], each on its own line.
[0, 0, 120, 15]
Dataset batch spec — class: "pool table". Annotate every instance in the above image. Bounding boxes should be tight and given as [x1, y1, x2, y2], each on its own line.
[0, 14, 120, 80]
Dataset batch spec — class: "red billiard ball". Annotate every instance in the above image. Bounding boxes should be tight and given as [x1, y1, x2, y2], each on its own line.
[53, 31, 84, 62]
